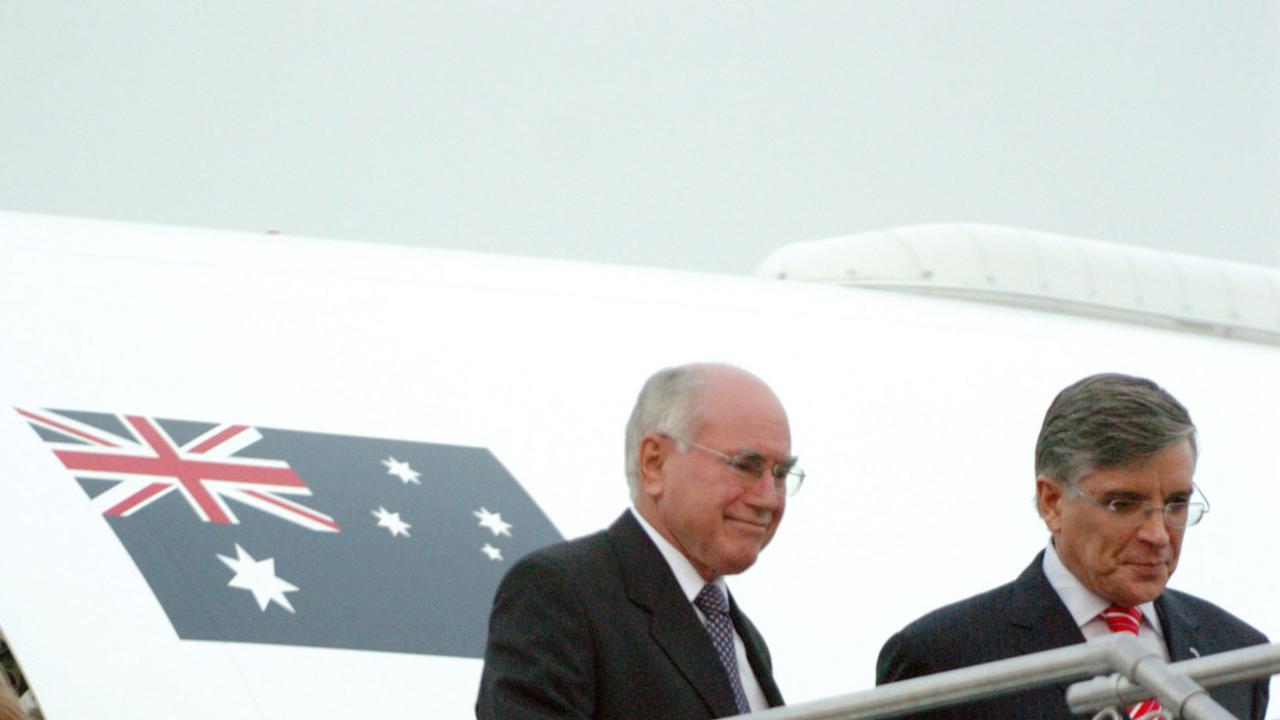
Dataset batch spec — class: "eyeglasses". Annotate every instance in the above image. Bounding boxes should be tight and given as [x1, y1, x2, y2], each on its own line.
[1064, 482, 1209, 528]
[663, 434, 805, 497]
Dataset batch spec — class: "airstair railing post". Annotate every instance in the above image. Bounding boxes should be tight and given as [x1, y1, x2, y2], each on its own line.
[1069, 643, 1280, 717]
[1099, 634, 1236, 720]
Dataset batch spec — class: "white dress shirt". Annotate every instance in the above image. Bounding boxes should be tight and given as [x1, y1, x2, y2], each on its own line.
[1042, 539, 1169, 660]
[631, 507, 770, 711]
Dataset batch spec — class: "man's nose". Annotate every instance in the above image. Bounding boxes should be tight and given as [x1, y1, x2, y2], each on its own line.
[1135, 506, 1172, 546]
[744, 472, 783, 510]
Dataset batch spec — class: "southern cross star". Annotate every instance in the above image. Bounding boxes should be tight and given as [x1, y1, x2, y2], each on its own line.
[381, 456, 421, 485]
[473, 506, 513, 537]
[372, 506, 412, 537]
[217, 544, 299, 613]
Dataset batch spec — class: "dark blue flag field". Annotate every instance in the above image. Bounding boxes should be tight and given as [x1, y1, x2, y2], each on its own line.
[18, 408, 564, 658]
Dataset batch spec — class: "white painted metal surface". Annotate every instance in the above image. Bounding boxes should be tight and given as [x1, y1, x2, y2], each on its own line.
[1, 212, 1276, 718]
[758, 224, 1280, 344]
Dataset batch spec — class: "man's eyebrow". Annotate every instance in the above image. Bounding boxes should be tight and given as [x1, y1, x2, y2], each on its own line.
[731, 449, 798, 465]
[1097, 490, 1146, 500]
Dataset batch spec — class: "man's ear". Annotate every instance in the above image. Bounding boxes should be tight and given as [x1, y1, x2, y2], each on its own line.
[638, 433, 667, 499]
[1036, 475, 1064, 533]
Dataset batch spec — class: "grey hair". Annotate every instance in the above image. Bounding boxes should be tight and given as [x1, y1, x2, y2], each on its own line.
[623, 363, 716, 498]
[1035, 372, 1197, 488]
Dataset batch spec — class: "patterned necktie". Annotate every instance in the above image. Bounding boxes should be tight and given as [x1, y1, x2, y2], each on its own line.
[1101, 605, 1163, 720]
[694, 583, 751, 714]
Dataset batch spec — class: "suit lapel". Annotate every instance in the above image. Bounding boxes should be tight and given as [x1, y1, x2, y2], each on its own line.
[729, 594, 784, 707]
[607, 512, 740, 717]
[1006, 552, 1088, 699]
[1007, 552, 1087, 656]
[1155, 593, 1202, 661]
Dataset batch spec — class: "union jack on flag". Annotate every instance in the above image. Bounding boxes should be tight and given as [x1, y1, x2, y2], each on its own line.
[18, 407, 563, 657]
[18, 408, 339, 532]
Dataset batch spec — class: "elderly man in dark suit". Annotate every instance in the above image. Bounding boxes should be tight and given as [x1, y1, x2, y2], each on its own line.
[476, 362, 801, 719]
[877, 373, 1269, 719]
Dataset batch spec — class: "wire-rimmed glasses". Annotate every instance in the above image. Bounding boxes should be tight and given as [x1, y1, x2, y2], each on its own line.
[1064, 482, 1209, 528]
[663, 433, 805, 497]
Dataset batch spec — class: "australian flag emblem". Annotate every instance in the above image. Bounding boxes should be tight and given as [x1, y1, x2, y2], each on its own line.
[17, 408, 564, 658]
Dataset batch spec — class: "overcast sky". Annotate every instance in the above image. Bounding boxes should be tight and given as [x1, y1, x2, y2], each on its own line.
[3, 2, 1277, 275]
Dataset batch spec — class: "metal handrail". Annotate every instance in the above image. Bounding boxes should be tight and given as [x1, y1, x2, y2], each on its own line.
[1068, 642, 1280, 715]
[742, 636, 1125, 720]
[739, 636, 1279, 720]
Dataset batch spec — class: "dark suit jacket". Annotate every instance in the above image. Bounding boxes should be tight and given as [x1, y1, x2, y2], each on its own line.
[876, 552, 1269, 719]
[476, 511, 784, 719]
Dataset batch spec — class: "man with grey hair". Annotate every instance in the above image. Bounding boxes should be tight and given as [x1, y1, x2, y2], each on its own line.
[877, 373, 1269, 719]
[477, 362, 801, 719]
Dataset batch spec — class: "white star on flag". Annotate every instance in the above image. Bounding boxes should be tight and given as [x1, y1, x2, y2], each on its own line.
[217, 544, 299, 613]
[474, 506, 513, 537]
[481, 543, 503, 561]
[372, 506, 412, 537]
[381, 456, 421, 484]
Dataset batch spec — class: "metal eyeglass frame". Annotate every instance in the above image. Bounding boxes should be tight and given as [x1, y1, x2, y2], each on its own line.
[1063, 482, 1210, 528]
[661, 433, 805, 497]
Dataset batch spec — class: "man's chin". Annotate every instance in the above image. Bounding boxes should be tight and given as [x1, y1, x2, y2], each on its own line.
[1111, 574, 1169, 606]
[715, 550, 763, 577]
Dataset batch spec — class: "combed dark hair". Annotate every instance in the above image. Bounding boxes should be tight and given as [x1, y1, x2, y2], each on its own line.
[1035, 373, 1197, 486]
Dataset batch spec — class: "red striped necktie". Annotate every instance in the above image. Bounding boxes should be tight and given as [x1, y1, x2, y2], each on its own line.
[1100, 605, 1163, 719]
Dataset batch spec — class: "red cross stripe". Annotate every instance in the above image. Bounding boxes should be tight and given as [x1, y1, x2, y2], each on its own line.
[19, 408, 340, 532]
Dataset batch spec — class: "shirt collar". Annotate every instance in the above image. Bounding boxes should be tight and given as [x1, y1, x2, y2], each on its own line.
[1043, 538, 1162, 634]
[630, 507, 728, 603]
